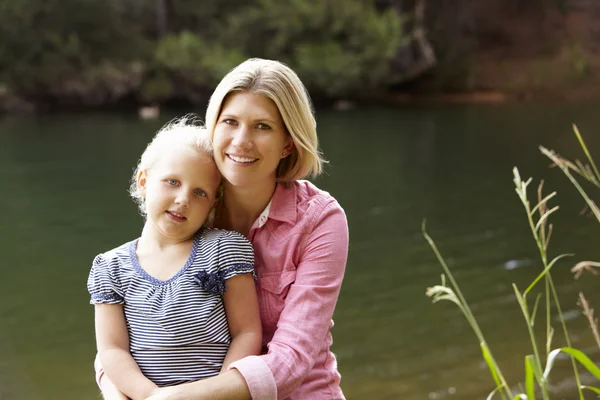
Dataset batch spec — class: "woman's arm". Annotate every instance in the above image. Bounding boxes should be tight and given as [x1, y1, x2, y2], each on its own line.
[220, 273, 262, 372]
[95, 304, 158, 400]
[229, 200, 349, 399]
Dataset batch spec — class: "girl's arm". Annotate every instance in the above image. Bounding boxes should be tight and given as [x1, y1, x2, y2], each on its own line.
[99, 375, 130, 400]
[144, 370, 250, 400]
[95, 304, 159, 400]
[220, 273, 262, 372]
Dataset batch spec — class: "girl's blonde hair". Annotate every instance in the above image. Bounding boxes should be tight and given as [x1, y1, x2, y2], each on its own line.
[205, 58, 326, 182]
[129, 115, 216, 216]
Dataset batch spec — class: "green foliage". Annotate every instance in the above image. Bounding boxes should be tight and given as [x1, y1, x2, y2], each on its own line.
[0, 0, 409, 105]
[138, 72, 175, 103]
[0, 0, 149, 98]
[223, 0, 405, 96]
[154, 31, 247, 89]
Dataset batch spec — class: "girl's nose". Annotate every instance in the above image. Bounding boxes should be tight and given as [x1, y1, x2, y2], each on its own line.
[174, 190, 190, 207]
[231, 125, 253, 149]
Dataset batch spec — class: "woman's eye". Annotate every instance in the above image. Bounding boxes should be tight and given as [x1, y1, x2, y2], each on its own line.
[223, 119, 237, 126]
[167, 179, 178, 186]
[194, 189, 207, 197]
[256, 123, 271, 130]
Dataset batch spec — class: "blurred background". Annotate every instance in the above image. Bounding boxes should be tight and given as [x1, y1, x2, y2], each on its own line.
[1, 1, 600, 399]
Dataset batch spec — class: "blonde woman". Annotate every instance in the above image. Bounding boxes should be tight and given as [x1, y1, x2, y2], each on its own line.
[98, 58, 349, 400]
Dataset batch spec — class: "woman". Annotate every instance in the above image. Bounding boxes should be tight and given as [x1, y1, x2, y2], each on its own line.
[98, 58, 349, 400]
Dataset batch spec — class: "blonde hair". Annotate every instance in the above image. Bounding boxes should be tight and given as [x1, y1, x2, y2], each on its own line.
[205, 58, 325, 182]
[129, 115, 216, 216]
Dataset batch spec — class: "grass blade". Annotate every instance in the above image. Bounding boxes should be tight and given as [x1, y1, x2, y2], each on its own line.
[544, 347, 600, 381]
[524, 254, 573, 295]
[534, 206, 559, 232]
[581, 385, 600, 395]
[525, 355, 536, 400]
[486, 386, 504, 400]
[482, 342, 503, 390]
[530, 294, 542, 327]
[572, 124, 600, 183]
[530, 192, 557, 216]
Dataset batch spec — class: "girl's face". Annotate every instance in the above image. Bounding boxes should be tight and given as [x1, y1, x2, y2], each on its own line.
[212, 91, 293, 190]
[138, 146, 221, 243]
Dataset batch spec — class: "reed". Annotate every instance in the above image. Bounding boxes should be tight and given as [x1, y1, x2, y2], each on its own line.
[425, 126, 600, 399]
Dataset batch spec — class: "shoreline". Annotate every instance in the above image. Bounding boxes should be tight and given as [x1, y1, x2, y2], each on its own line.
[4, 92, 600, 117]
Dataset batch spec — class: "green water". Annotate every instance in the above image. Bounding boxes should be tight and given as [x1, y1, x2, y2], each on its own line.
[0, 103, 599, 399]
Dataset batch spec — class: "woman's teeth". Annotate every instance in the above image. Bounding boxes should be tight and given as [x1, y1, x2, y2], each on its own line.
[229, 155, 256, 163]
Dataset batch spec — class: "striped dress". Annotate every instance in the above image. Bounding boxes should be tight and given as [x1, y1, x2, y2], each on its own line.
[87, 227, 255, 387]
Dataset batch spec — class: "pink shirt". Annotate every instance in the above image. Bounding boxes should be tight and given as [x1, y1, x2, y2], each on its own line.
[228, 180, 348, 400]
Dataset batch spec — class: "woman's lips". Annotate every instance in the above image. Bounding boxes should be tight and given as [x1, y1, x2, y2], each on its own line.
[227, 154, 258, 165]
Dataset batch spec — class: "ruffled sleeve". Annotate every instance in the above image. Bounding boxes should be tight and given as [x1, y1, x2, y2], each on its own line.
[87, 254, 124, 305]
[193, 231, 255, 295]
[218, 231, 255, 280]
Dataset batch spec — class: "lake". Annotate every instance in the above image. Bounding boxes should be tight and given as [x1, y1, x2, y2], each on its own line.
[0, 102, 599, 399]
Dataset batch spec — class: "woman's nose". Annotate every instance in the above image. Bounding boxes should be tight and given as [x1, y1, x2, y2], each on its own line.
[231, 125, 253, 149]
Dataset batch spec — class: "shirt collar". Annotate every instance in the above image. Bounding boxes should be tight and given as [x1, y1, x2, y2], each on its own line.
[257, 198, 272, 228]
[257, 183, 297, 227]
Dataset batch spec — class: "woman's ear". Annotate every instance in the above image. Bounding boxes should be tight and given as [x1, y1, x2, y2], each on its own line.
[281, 139, 295, 159]
[137, 170, 148, 195]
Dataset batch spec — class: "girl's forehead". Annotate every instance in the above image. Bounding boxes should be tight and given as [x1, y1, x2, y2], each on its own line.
[153, 146, 213, 168]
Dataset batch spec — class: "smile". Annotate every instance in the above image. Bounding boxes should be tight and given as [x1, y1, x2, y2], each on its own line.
[166, 210, 187, 222]
[227, 154, 258, 164]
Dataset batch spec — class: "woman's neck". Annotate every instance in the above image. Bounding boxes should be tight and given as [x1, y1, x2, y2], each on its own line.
[217, 180, 277, 236]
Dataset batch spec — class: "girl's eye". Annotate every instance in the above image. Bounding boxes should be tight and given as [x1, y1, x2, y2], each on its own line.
[167, 179, 178, 186]
[223, 119, 237, 126]
[194, 189, 207, 197]
[256, 123, 271, 130]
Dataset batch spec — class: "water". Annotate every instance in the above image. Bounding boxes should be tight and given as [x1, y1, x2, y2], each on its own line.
[1, 103, 599, 399]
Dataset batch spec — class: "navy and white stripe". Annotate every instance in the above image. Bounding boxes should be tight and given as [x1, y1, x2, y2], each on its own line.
[87, 227, 254, 386]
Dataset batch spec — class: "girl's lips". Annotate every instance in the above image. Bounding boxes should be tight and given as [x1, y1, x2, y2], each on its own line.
[166, 211, 186, 222]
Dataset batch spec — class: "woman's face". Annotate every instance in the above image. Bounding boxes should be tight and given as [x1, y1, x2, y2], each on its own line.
[212, 91, 293, 190]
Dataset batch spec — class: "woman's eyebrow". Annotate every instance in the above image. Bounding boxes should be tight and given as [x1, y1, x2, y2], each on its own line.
[220, 114, 278, 124]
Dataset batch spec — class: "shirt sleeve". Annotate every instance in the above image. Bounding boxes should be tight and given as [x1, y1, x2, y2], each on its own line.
[218, 231, 255, 280]
[228, 199, 349, 400]
[87, 254, 124, 305]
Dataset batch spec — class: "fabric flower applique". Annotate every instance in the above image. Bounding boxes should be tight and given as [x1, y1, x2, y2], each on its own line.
[193, 270, 226, 295]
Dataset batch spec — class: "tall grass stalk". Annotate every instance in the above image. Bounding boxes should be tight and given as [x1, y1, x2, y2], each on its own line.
[513, 168, 584, 399]
[423, 225, 513, 400]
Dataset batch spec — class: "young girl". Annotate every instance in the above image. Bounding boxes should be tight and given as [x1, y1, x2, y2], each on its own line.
[87, 117, 262, 400]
